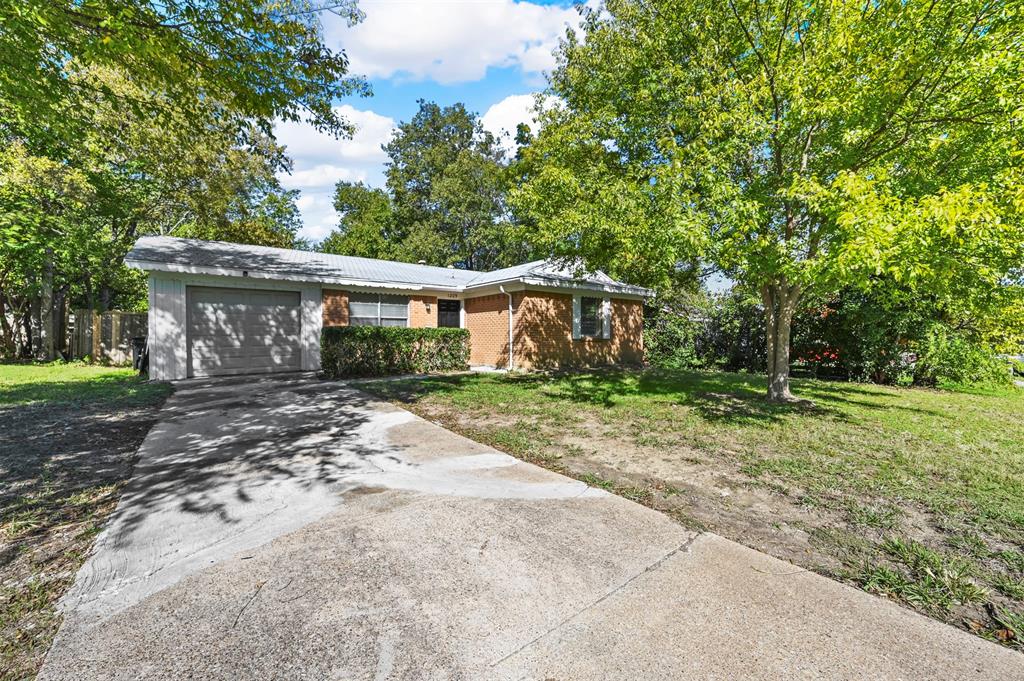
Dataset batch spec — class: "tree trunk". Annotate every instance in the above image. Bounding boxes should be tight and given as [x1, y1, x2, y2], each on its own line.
[52, 285, 68, 359]
[22, 307, 34, 358]
[99, 285, 113, 313]
[0, 291, 13, 358]
[40, 250, 56, 361]
[762, 281, 801, 402]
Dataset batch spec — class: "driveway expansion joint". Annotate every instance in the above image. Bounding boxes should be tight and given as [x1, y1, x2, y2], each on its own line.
[489, 534, 703, 669]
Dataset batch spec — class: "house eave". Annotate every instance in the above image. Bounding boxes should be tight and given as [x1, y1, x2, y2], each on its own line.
[125, 259, 652, 299]
[124, 259, 465, 292]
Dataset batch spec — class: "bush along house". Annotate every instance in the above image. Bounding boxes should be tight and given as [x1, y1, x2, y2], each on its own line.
[125, 236, 652, 380]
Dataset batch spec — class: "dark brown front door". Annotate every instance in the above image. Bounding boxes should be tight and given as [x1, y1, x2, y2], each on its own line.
[438, 299, 461, 328]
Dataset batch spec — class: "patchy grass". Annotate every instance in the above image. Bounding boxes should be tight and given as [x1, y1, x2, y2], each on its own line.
[0, 362, 170, 680]
[363, 368, 1024, 650]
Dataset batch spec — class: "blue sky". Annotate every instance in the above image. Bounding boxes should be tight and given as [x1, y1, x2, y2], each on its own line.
[274, 0, 588, 242]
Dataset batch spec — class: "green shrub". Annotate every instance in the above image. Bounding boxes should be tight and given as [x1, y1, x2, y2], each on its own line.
[914, 326, 1012, 388]
[321, 326, 470, 378]
[645, 287, 765, 372]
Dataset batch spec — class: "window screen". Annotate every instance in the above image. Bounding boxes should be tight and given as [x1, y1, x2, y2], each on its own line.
[348, 293, 409, 327]
[580, 297, 601, 337]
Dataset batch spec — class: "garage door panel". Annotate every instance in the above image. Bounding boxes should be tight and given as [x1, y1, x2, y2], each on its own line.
[249, 317, 299, 329]
[187, 286, 302, 378]
[245, 327, 300, 343]
[190, 346, 249, 362]
[192, 357, 251, 373]
[244, 342, 301, 357]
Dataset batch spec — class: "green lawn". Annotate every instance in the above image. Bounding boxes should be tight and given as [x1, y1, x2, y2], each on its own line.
[364, 369, 1024, 649]
[0, 363, 171, 680]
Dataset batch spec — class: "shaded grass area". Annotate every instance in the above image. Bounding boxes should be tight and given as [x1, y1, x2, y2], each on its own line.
[364, 369, 1024, 650]
[0, 363, 171, 680]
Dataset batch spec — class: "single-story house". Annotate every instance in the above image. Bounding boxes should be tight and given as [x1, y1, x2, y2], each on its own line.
[125, 236, 652, 380]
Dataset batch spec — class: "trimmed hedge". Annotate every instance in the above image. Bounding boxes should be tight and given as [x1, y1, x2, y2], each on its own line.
[321, 326, 470, 378]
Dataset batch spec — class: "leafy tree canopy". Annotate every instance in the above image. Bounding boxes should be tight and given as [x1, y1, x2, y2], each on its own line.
[320, 100, 531, 270]
[0, 0, 368, 146]
[319, 181, 396, 259]
[0, 68, 307, 357]
[512, 0, 1024, 399]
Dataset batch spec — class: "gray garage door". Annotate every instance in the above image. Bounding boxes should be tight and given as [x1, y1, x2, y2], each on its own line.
[186, 286, 302, 377]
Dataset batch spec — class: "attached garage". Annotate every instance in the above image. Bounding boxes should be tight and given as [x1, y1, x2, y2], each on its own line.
[186, 287, 302, 377]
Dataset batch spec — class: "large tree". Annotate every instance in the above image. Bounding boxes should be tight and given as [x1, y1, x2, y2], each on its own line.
[0, 69, 308, 358]
[513, 0, 1024, 400]
[0, 1, 362, 359]
[389, 100, 526, 269]
[320, 101, 529, 269]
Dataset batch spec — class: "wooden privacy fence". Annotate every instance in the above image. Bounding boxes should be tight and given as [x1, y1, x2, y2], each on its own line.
[69, 310, 147, 365]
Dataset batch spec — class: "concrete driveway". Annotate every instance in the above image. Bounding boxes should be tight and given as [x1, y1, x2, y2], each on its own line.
[41, 375, 1019, 679]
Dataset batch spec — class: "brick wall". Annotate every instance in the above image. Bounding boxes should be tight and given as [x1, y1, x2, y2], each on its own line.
[321, 290, 438, 328]
[409, 295, 437, 328]
[464, 293, 516, 367]
[463, 290, 644, 369]
[513, 292, 643, 370]
[322, 289, 349, 326]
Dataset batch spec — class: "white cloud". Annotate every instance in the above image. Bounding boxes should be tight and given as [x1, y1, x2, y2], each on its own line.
[274, 105, 396, 241]
[482, 92, 565, 154]
[326, 0, 584, 84]
[482, 93, 538, 152]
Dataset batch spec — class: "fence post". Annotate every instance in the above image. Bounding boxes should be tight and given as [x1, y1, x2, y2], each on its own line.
[91, 312, 101, 361]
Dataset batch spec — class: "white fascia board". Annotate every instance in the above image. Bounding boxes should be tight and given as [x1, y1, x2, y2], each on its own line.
[123, 259, 468, 293]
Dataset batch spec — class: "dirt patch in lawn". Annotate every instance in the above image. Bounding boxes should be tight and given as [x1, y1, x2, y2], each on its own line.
[421, 407, 842, 570]
[0, 368, 170, 680]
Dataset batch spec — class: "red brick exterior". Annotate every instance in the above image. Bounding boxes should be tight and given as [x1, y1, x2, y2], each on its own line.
[464, 293, 515, 367]
[513, 292, 643, 370]
[322, 289, 349, 326]
[463, 290, 644, 369]
[409, 295, 438, 328]
[325, 288, 644, 368]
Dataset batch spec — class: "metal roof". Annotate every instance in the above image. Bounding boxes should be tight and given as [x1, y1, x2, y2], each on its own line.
[125, 236, 652, 296]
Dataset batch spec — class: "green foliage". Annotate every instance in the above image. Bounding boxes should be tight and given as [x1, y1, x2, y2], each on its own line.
[859, 538, 989, 611]
[320, 100, 531, 270]
[0, 0, 367, 146]
[512, 0, 1024, 398]
[320, 327, 470, 378]
[792, 289, 927, 384]
[645, 287, 765, 372]
[915, 327, 1012, 389]
[319, 182, 396, 259]
[1, 0, 364, 359]
[0, 68, 308, 358]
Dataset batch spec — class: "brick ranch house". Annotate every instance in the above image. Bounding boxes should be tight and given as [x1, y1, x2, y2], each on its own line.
[126, 236, 652, 380]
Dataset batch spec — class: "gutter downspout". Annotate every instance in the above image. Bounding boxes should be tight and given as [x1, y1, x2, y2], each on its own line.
[499, 285, 514, 371]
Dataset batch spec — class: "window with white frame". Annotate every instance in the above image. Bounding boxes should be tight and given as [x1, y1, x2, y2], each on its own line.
[579, 296, 602, 337]
[349, 292, 409, 327]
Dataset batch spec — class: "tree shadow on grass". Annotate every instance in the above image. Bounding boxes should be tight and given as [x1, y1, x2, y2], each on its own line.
[368, 367, 950, 426]
[0, 370, 162, 408]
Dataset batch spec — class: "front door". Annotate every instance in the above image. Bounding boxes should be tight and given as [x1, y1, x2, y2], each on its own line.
[438, 299, 461, 328]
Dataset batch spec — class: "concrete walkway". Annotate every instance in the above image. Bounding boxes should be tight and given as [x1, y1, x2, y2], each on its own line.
[41, 375, 1019, 679]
